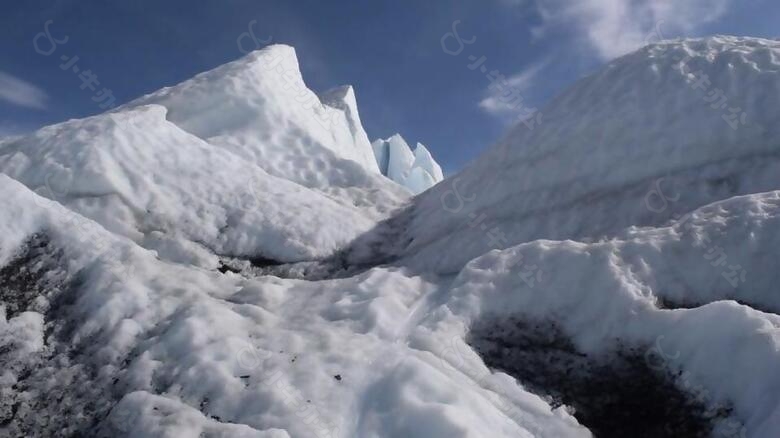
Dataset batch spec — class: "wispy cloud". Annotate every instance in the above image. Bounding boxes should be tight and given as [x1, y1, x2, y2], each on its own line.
[479, 0, 733, 121]
[478, 58, 548, 118]
[0, 72, 49, 110]
[531, 0, 732, 60]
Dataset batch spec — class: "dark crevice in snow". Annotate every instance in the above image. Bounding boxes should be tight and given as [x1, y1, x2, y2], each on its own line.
[247, 255, 285, 268]
[218, 254, 378, 281]
[468, 317, 735, 438]
[217, 245, 397, 281]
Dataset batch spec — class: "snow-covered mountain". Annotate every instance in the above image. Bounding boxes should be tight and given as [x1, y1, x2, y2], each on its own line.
[2, 37, 780, 438]
[372, 134, 444, 194]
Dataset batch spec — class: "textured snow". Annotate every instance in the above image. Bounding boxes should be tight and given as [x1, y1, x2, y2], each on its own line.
[371, 134, 444, 194]
[0, 177, 586, 437]
[125, 44, 408, 216]
[426, 190, 780, 437]
[3, 36, 780, 438]
[0, 105, 376, 265]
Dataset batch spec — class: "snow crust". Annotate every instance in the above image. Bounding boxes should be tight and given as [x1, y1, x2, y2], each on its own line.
[371, 134, 444, 194]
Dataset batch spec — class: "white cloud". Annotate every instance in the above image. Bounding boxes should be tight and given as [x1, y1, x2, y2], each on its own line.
[532, 0, 732, 60]
[0, 72, 49, 110]
[478, 58, 548, 119]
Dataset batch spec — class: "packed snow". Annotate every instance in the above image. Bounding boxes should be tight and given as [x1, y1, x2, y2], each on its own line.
[2, 36, 780, 438]
[372, 134, 444, 194]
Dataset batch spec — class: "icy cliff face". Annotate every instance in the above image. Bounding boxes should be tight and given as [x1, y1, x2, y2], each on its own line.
[371, 134, 444, 194]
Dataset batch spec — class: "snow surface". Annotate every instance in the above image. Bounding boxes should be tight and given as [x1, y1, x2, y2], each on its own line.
[0, 176, 586, 438]
[371, 134, 444, 194]
[3, 36, 780, 438]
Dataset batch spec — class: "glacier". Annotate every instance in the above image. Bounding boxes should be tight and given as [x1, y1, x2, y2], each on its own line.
[1, 37, 780, 438]
[372, 134, 445, 194]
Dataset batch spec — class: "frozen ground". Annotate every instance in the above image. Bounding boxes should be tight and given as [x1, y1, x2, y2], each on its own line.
[2, 37, 780, 437]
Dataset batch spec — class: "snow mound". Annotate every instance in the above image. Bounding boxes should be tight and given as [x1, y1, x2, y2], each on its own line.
[372, 134, 444, 194]
[0, 104, 376, 265]
[361, 36, 780, 272]
[125, 45, 407, 216]
[417, 189, 780, 437]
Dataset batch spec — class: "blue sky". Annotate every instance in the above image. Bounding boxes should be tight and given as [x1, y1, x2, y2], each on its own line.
[1, 0, 779, 173]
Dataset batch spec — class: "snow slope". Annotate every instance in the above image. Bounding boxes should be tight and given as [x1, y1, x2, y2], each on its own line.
[372, 134, 444, 194]
[355, 36, 780, 273]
